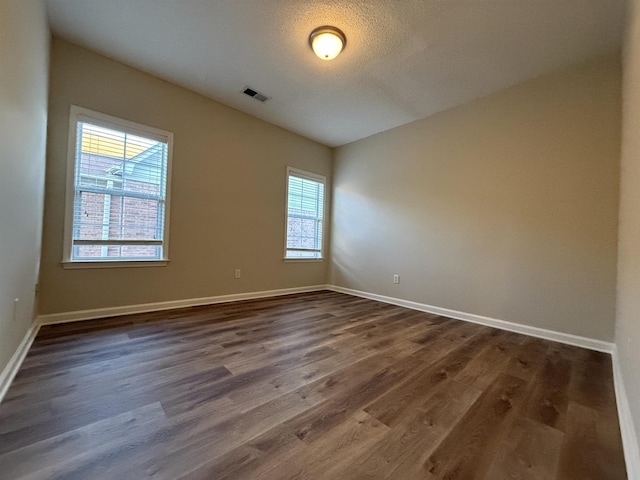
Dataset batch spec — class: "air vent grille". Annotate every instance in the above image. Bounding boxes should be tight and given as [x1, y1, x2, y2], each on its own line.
[242, 86, 269, 103]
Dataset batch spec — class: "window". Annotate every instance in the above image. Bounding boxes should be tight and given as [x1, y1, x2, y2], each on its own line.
[285, 167, 325, 260]
[63, 106, 172, 267]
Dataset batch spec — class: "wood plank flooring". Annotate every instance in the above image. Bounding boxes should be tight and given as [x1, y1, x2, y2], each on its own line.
[0, 291, 627, 479]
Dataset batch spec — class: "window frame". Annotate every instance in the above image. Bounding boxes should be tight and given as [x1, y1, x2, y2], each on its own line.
[284, 166, 326, 262]
[62, 105, 173, 269]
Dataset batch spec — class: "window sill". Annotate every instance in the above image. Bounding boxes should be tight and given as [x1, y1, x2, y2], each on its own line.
[61, 260, 169, 270]
[283, 258, 324, 263]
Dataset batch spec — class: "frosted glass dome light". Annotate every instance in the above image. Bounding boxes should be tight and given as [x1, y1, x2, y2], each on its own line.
[309, 26, 346, 60]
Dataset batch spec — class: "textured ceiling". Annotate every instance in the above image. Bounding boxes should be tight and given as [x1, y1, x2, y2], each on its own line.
[44, 0, 626, 147]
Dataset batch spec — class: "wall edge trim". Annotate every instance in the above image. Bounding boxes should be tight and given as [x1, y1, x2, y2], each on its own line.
[37, 285, 330, 325]
[612, 346, 640, 479]
[327, 285, 614, 353]
[0, 320, 41, 404]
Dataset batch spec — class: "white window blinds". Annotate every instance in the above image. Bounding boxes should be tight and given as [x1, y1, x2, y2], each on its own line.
[64, 107, 172, 263]
[285, 167, 325, 259]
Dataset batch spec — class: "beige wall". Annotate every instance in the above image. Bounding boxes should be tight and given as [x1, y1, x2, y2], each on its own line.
[0, 2, 49, 371]
[39, 38, 332, 315]
[331, 53, 620, 341]
[617, 0, 640, 451]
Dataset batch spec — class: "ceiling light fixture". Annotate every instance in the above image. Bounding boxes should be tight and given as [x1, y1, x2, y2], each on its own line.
[309, 26, 346, 60]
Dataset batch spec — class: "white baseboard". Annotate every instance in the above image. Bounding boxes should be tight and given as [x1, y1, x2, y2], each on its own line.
[16, 283, 636, 475]
[11, 282, 639, 477]
[38, 285, 329, 325]
[0, 285, 328, 404]
[612, 347, 640, 479]
[327, 285, 614, 353]
[328, 285, 638, 475]
[0, 320, 41, 403]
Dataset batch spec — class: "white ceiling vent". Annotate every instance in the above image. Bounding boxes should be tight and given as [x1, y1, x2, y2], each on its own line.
[242, 87, 269, 103]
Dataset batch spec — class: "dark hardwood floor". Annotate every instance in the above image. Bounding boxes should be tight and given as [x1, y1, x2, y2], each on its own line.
[0, 291, 627, 479]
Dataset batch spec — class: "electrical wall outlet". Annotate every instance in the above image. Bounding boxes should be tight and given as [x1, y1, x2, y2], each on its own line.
[235, 269, 241, 279]
[393, 274, 400, 284]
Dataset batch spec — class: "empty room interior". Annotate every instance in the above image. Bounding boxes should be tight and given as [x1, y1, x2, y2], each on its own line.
[2, 1, 640, 479]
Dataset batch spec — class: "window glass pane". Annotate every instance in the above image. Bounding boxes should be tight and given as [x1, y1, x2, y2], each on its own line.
[120, 196, 163, 241]
[286, 250, 322, 259]
[120, 245, 161, 258]
[73, 192, 109, 241]
[73, 244, 161, 260]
